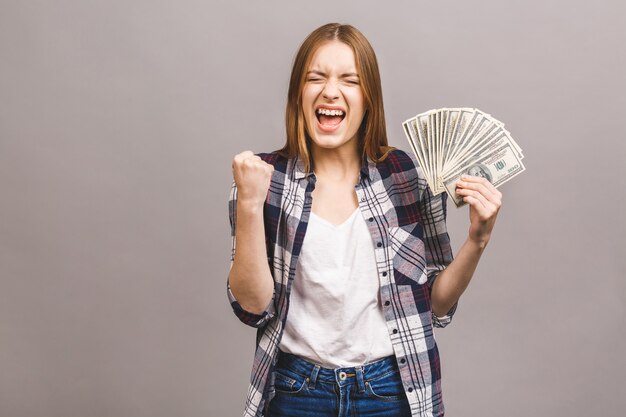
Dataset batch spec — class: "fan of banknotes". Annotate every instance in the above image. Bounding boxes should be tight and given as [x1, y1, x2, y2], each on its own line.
[402, 108, 525, 207]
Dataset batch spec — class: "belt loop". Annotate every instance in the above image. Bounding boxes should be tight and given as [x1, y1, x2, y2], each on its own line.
[308, 365, 320, 390]
[355, 365, 365, 393]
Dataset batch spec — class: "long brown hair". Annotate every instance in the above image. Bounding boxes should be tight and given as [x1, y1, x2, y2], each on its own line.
[276, 23, 395, 174]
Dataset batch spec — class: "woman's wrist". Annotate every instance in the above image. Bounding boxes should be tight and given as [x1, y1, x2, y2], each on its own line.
[465, 234, 489, 252]
[237, 198, 265, 214]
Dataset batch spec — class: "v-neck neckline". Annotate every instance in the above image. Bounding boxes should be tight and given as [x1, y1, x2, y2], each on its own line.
[310, 207, 360, 229]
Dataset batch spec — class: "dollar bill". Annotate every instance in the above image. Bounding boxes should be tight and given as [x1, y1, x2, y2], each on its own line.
[402, 118, 436, 192]
[442, 141, 526, 207]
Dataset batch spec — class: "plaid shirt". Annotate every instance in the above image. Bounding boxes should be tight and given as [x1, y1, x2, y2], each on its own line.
[227, 148, 458, 417]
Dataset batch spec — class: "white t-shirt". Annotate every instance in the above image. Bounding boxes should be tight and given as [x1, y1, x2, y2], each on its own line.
[278, 207, 394, 368]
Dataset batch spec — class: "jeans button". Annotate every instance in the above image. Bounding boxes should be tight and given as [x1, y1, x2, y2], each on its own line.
[339, 371, 347, 380]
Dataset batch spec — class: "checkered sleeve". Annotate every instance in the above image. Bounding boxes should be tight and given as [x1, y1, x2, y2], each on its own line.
[226, 180, 276, 328]
[418, 169, 458, 328]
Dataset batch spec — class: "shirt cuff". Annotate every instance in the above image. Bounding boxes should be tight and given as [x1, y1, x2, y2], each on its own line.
[432, 300, 458, 328]
[227, 280, 276, 327]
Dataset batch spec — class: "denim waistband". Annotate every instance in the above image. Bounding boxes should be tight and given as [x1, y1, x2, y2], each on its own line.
[276, 349, 399, 388]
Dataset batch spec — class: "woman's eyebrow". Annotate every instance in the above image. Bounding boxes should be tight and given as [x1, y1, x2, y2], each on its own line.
[306, 70, 359, 78]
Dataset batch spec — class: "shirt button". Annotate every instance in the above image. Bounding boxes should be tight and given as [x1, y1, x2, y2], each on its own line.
[392, 329, 398, 334]
[368, 217, 374, 222]
[407, 387, 413, 392]
[382, 271, 387, 276]
[377, 242, 382, 247]
[400, 358, 406, 364]
[384, 301, 390, 306]
[360, 197, 366, 202]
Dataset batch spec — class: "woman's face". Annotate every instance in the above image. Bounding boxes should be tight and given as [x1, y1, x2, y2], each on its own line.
[301, 40, 365, 153]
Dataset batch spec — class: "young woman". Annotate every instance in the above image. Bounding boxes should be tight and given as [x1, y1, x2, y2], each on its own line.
[227, 23, 502, 417]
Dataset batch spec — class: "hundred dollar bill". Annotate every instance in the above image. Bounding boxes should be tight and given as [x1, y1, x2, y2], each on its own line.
[445, 109, 485, 165]
[417, 111, 437, 189]
[442, 141, 526, 207]
[433, 108, 474, 193]
[428, 112, 438, 185]
[402, 117, 437, 192]
[437, 109, 450, 189]
[442, 108, 474, 164]
[442, 124, 514, 178]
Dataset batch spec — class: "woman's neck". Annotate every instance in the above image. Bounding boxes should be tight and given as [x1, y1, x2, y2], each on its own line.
[310, 142, 361, 182]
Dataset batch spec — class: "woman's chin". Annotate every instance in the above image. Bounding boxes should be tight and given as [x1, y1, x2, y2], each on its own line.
[309, 134, 357, 151]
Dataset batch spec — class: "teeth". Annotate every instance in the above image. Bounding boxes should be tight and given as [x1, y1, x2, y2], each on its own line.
[317, 108, 345, 116]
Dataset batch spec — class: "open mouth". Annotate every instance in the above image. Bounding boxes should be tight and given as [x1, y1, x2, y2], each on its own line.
[316, 107, 346, 129]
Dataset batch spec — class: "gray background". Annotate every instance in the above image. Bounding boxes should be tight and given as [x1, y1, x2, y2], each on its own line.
[1, 1, 624, 416]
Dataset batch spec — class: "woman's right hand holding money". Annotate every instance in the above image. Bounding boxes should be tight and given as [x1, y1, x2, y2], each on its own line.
[232, 151, 274, 208]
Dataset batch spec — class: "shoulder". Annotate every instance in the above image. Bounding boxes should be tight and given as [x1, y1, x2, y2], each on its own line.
[377, 147, 423, 181]
[376, 148, 428, 202]
[384, 148, 420, 172]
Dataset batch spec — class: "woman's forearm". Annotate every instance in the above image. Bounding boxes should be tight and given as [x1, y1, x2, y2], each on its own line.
[228, 199, 274, 315]
[431, 175, 502, 318]
[430, 237, 486, 318]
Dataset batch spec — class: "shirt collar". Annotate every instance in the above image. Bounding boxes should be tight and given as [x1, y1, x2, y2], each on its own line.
[293, 152, 373, 181]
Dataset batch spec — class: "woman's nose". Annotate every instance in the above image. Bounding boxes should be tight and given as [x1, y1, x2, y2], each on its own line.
[322, 80, 340, 100]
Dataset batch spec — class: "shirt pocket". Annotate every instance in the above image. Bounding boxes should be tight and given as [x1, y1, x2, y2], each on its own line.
[387, 222, 428, 286]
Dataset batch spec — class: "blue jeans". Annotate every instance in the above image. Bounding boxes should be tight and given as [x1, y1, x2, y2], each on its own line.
[266, 349, 412, 417]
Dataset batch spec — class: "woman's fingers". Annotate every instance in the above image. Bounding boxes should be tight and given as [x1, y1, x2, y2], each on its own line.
[456, 176, 502, 207]
[461, 194, 489, 217]
[457, 177, 493, 198]
[456, 186, 489, 210]
[232, 151, 274, 206]
[455, 175, 503, 246]
[232, 151, 261, 170]
[456, 177, 502, 220]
